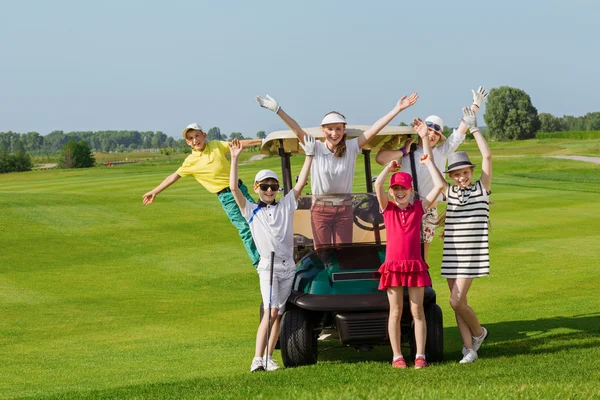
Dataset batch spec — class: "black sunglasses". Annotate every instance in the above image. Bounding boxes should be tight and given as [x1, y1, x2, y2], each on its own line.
[426, 121, 441, 132]
[258, 183, 279, 192]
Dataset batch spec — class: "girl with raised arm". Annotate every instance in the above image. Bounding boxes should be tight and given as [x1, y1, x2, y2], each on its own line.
[257, 93, 418, 248]
[439, 107, 492, 364]
[374, 118, 445, 369]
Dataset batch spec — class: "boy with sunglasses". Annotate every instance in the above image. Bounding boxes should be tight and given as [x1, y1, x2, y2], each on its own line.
[229, 135, 316, 372]
[375, 86, 488, 261]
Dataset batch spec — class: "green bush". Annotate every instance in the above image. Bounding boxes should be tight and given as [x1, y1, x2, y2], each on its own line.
[536, 130, 600, 139]
[0, 151, 33, 173]
[58, 139, 96, 169]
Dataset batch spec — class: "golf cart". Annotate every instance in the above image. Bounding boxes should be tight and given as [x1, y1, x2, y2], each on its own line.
[260, 125, 444, 367]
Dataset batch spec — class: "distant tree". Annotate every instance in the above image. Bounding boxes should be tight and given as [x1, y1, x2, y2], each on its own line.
[256, 130, 266, 139]
[538, 113, 565, 132]
[0, 148, 32, 173]
[229, 132, 244, 140]
[583, 112, 600, 131]
[58, 139, 95, 169]
[484, 86, 541, 141]
[207, 127, 224, 141]
[398, 122, 408, 127]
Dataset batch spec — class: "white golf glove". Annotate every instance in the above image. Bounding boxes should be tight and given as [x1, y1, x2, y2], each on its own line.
[256, 94, 280, 113]
[461, 107, 479, 133]
[471, 86, 489, 109]
[299, 133, 316, 156]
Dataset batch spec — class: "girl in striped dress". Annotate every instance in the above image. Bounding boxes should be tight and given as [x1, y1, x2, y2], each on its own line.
[440, 107, 492, 364]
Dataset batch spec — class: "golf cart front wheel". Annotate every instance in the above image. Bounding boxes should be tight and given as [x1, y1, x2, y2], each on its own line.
[280, 309, 318, 367]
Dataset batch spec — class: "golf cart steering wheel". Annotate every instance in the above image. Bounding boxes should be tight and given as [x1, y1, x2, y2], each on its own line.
[353, 196, 385, 231]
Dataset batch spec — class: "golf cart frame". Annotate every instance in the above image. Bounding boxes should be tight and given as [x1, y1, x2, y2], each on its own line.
[261, 125, 444, 367]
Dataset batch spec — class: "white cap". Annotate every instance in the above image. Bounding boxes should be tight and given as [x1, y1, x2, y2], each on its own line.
[182, 123, 204, 139]
[254, 169, 279, 183]
[321, 112, 347, 126]
[424, 115, 444, 133]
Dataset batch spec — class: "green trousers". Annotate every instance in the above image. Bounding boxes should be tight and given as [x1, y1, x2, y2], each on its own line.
[217, 181, 260, 268]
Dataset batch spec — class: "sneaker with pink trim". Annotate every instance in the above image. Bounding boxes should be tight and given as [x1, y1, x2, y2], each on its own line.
[392, 357, 407, 369]
[414, 356, 429, 369]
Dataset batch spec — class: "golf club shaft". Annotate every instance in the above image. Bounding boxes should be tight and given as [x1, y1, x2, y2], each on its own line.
[265, 251, 275, 360]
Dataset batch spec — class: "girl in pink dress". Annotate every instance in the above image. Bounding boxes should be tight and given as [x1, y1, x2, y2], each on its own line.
[374, 118, 446, 369]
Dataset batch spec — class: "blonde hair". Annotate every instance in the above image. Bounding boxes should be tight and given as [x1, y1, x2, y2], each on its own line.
[322, 111, 347, 158]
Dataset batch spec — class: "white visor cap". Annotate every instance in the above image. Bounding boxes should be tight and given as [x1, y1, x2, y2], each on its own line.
[182, 122, 204, 139]
[254, 169, 280, 183]
[321, 113, 347, 126]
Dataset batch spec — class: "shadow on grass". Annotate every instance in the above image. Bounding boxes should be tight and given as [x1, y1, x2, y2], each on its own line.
[317, 312, 600, 365]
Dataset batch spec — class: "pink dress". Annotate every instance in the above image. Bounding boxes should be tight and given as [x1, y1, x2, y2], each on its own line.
[378, 200, 432, 290]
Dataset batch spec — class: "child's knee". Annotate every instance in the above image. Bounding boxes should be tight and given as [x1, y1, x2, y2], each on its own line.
[449, 296, 465, 311]
[411, 304, 425, 321]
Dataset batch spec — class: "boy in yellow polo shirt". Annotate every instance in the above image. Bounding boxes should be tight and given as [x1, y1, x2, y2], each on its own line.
[142, 123, 262, 267]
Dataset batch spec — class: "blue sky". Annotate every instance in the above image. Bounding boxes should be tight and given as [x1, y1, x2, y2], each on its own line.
[1, 0, 598, 138]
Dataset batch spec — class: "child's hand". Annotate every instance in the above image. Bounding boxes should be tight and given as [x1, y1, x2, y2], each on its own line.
[461, 107, 479, 133]
[229, 139, 243, 158]
[397, 93, 419, 111]
[471, 86, 489, 109]
[412, 118, 428, 138]
[419, 154, 431, 165]
[256, 94, 280, 113]
[299, 133, 316, 155]
[387, 159, 400, 172]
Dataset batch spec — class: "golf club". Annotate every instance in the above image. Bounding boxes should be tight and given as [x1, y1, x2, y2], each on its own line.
[265, 251, 275, 366]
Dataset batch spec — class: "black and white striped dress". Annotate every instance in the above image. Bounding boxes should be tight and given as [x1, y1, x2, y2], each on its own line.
[441, 180, 490, 278]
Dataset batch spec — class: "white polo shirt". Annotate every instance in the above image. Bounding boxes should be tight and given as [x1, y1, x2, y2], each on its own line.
[310, 138, 361, 195]
[242, 190, 298, 269]
[400, 129, 465, 201]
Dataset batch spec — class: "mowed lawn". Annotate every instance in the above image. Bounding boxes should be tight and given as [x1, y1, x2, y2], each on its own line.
[1, 139, 599, 399]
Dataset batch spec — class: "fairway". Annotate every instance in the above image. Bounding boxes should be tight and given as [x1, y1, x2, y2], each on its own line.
[1, 139, 599, 399]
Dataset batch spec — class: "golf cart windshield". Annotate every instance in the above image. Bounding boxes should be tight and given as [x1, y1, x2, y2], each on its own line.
[294, 193, 387, 248]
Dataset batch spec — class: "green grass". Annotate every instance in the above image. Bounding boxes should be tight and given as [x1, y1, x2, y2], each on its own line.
[1, 139, 600, 399]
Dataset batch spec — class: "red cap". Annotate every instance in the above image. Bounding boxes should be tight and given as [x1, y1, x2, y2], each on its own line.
[389, 172, 413, 189]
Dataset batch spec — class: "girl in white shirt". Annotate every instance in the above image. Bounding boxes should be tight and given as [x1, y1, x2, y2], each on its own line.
[257, 93, 418, 247]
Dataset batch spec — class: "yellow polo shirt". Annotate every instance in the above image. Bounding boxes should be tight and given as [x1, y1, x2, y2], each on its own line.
[176, 140, 231, 193]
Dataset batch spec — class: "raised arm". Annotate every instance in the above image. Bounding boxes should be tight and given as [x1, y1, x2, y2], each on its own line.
[142, 172, 181, 205]
[292, 134, 315, 200]
[240, 139, 262, 148]
[413, 117, 446, 208]
[229, 139, 247, 210]
[461, 107, 492, 192]
[454, 86, 489, 135]
[257, 95, 310, 144]
[358, 93, 418, 149]
[374, 160, 399, 212]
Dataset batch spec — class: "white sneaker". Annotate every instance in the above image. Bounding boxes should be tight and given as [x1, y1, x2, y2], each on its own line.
[472, 327, 488, 351]
[265, 358, 280, 371]
[461, 346, 468, 356]
[250, 357, 265, 372]
[459, 349, 478, 364]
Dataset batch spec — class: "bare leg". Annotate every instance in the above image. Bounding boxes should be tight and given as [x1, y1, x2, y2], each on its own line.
[255, 307, 280, 358]
[387, 286, 404, 358]
[447, 278, 483, 347]
[408, 286, 426, 355]
[267, 312, 281, 356]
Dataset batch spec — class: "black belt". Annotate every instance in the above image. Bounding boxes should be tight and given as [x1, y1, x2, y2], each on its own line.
[217, 180, 243, 195]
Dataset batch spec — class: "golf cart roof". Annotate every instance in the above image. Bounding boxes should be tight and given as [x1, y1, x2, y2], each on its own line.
[261, 125, 414, 155]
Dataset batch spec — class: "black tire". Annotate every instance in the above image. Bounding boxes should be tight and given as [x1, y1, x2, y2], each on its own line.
[280, 309, 318, 367]
[409, 303, 444, 362]
[425, 303, 444, 362]
[259, 302, 281, 350]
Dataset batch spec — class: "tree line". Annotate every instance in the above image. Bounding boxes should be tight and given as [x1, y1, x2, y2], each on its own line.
[0, 128, 266, 156]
